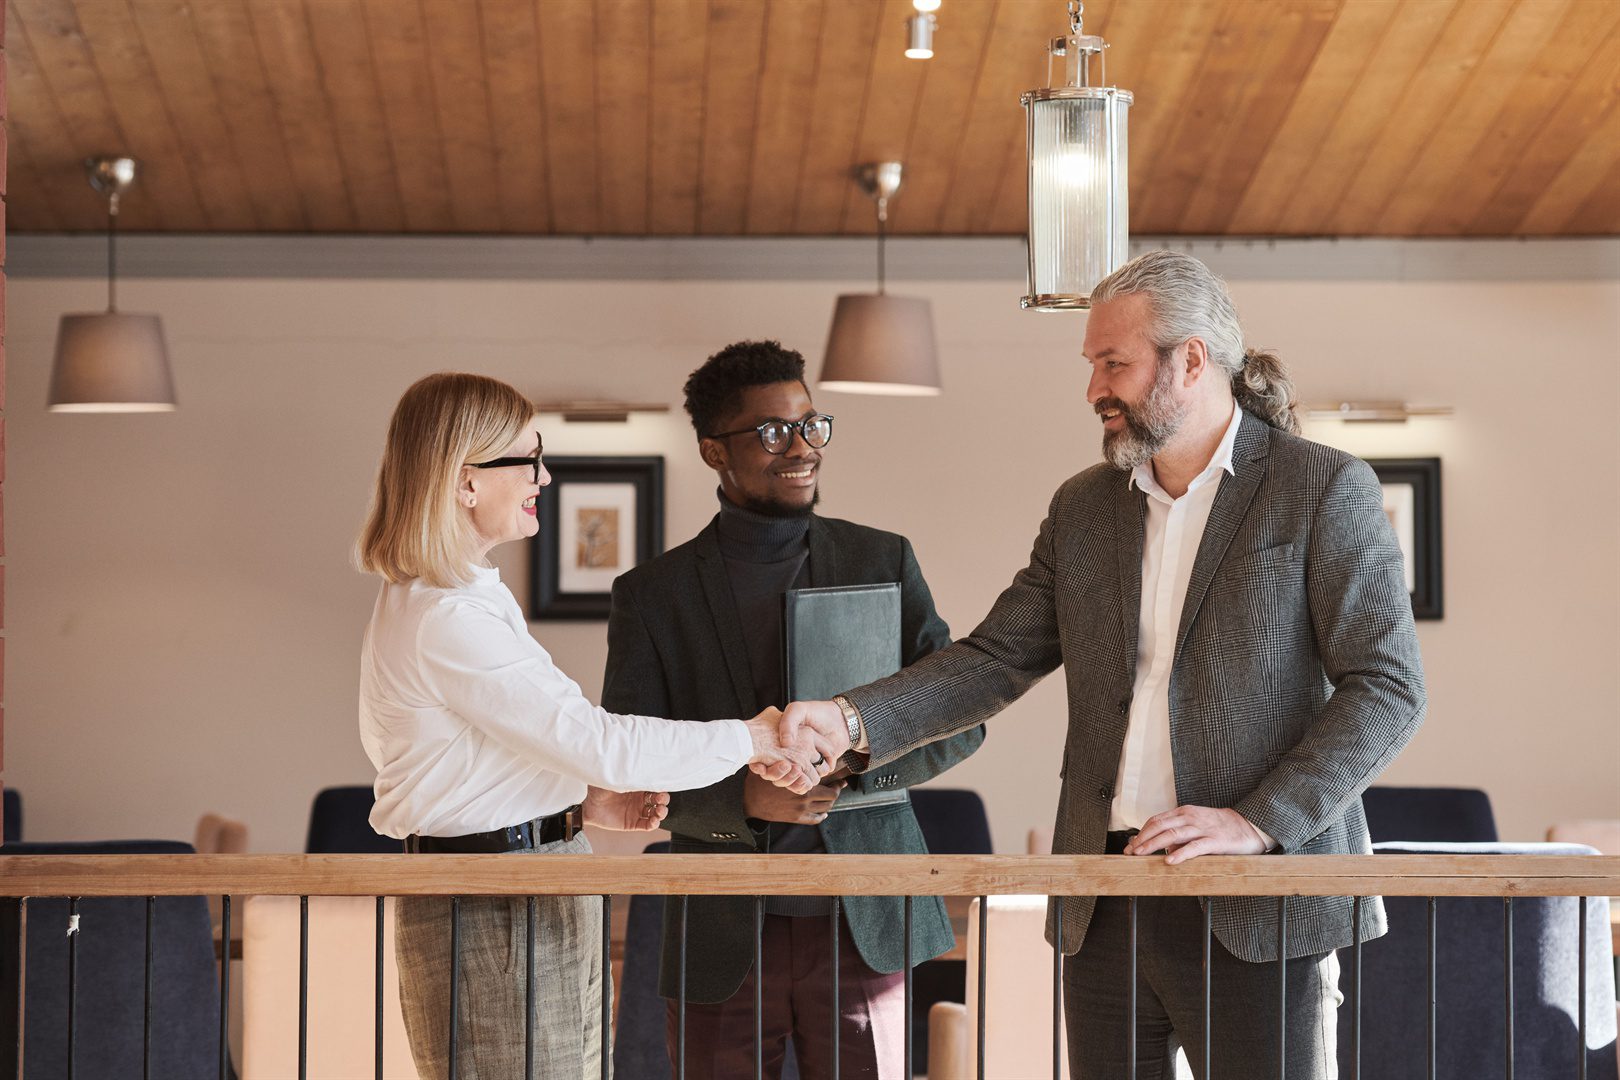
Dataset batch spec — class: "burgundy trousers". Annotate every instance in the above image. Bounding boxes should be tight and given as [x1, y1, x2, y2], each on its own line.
[665, 912, 907, 1079]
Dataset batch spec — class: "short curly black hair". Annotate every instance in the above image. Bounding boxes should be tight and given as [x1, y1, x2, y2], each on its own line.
[683, 340, 809, 440]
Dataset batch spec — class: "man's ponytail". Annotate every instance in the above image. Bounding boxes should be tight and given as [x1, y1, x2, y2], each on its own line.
[1233, 348, 1300, 434]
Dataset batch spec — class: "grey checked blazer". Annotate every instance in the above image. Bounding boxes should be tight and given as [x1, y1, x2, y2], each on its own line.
[846, 412, 1426, 963]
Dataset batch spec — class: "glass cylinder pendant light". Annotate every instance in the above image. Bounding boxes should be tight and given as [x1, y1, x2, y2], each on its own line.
[1020, 1, 1132, 311]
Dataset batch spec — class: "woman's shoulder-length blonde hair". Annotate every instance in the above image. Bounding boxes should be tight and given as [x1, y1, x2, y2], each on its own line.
[357, 372, 537, 589]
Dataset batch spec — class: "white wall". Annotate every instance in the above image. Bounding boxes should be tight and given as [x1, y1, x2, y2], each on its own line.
[5, 240, 1617, 855]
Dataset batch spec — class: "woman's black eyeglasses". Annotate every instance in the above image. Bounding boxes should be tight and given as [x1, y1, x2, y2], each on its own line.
[708, 414, 834, 455]
[469, 432, 544, 485]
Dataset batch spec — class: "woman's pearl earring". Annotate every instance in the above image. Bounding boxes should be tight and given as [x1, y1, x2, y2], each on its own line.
[465, 496, 477, 508]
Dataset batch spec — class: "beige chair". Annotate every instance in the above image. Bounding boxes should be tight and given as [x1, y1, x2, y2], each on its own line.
[241, 895, 415, 1079]
[1547, 819, 1620, 855]
[927, 896, 1071, 1080]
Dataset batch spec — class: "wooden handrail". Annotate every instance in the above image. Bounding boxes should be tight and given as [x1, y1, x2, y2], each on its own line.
[0, 854, 1616, 898]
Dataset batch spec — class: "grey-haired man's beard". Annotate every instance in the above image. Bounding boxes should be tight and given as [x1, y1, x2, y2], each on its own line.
[1100, 361, 1186, 471]
[740, 486, 820, 518]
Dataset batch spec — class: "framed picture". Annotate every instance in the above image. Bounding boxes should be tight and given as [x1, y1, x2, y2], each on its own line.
[529, 456, 664, 620]
[1366, 458, 1443, 620]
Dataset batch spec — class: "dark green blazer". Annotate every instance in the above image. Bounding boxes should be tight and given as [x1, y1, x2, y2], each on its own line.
[603, 513, 985, 1003]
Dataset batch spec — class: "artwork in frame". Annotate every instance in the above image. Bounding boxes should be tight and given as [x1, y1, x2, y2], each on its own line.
[1366, 458, 1443, 620]
[529, 456, 664, 620]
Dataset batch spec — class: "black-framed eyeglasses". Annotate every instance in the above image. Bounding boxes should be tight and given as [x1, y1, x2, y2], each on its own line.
[708, 414, 835, 455]
[469, 432, 544, 485]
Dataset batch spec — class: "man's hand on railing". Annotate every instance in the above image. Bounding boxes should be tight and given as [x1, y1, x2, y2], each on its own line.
[1125, 805, 1271, 865]
[744, 706, 828, 794]
[582, 787, 671, 831]
[774, 699, 853, 774]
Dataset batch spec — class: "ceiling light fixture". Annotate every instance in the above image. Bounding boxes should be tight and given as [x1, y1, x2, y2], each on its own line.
[819, 162, 942, 397]
[1020, 1, 1133, 311]
[905, 4, 937, 59]
[48, 157, 177, 412]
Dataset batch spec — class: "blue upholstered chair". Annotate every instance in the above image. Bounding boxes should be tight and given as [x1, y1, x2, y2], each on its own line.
[0, 840, 222, 1080]
[910, 788, 993, 1075]
[1337, 842, 1616, 1080]
[2, 789, 20, 843]
[1361, 785, 1498, 844]
[303, 785, 399, 854]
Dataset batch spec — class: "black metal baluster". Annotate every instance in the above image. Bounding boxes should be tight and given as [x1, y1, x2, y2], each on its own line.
[525, 896, 536, 1080]
[1202, 900, 1212, 1080]
[299, 895, 310, 1080]
[1053, 900, 1064, 1080]
[374, 896, 385, 1080]
[448, 897, 461, 1080]
[977, 894, 988, 1080]
[1127, 896, 1138, 1079]
[144, 896, 155, 1080]
[754, 896, 764, 1080]
[831, 896, 841, 1080]
[1427, 897, 1436, 1080]
[67, 896, 80, 1080]
[1348, 896, 1362, 1080]
[677, 895, 688, 1080]
[1578, 895, 1588, 1080]
[904, 896, 914, 1079]
[220, 895, 231, 1080]
[600, 895, 612, 1080]
[1503, 897, 1514, 1080]
[1276, 897, 1286, 1080]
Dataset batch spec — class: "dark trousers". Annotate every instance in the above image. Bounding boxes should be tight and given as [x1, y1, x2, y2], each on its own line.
[1063, 894, 1341, 1080]
[667, 913, 906, 1079]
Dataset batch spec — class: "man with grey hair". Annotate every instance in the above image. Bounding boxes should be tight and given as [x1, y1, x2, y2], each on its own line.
[776, 250, 1426, 1078]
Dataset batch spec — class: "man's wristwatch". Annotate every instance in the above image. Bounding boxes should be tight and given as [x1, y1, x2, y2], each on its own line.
[831, 695, 865, 753]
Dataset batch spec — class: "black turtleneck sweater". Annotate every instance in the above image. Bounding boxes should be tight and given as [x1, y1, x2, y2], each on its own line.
[714, 492, 829, 914]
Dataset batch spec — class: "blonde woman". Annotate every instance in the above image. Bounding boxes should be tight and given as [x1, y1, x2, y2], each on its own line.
[357, 372, 820, 1078]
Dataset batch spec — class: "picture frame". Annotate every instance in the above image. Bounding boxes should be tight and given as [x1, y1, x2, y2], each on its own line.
[529, 456, 664, 620]
[1366, 457, 1443, 620]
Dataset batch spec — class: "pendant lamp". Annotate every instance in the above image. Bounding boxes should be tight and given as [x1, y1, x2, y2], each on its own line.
[818, 162, 942, 397]
[48, 157, 177, 412]
[1020, 1, 1133, 311]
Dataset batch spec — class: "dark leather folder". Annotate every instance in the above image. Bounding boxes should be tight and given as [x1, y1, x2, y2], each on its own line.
[783, 583, 909, 812]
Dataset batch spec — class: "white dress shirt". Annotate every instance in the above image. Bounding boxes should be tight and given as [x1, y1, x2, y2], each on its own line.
[360, 564, 754, 839]
[1110, 402, 1246, 832]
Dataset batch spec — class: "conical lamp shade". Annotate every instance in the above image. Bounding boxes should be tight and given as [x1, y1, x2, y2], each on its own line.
[48, 313, 177, 413]
[818, 294, 941, 396]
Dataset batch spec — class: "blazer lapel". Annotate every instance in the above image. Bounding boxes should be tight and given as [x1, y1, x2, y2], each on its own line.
[1173, 413, 1272, 658]
[693, 521, 758, 714]
[806, 516, 840, 588]
[1115, 481, 1147, 674]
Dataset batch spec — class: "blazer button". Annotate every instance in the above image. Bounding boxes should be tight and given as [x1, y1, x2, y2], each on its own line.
[1118, 697, 1132, 715]
[1099, 786, 1113, 800]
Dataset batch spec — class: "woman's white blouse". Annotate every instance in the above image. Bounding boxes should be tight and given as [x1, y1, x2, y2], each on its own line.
[360, 565, 752, 839]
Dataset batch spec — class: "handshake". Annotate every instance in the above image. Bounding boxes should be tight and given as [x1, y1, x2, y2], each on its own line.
[741, 700, 856, 794]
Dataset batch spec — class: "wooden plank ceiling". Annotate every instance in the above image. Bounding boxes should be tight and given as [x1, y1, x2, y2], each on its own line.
[6, 0, 1619, 236]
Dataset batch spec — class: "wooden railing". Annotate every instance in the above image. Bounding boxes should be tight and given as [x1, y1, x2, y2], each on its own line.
[2, 852, 1617, 897]
[3, 854, 1616, 1080]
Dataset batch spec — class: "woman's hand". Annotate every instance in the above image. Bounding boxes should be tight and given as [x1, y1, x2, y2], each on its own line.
[582, 786, 670, 831]
[743, 707, 826, 794]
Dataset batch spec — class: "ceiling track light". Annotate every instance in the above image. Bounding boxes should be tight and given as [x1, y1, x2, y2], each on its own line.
[905, 10, 936, 59]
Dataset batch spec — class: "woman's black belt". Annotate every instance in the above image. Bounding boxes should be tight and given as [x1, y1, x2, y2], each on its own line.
[405, 805, 583, 854]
